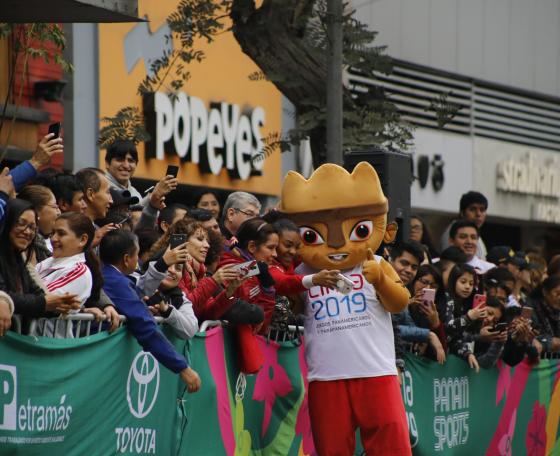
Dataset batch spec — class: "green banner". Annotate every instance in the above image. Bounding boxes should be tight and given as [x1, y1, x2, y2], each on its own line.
[402, 354, 560, 456]
[0, 326, 311, 455]
[1, 326, 559, 455]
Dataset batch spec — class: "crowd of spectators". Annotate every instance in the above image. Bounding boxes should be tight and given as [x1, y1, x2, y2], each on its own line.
[395, 192, 560, 376]
[0, 134, 558, 391]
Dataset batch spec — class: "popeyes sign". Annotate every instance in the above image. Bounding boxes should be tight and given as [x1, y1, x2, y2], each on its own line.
[143, 92, 265, 180]
[99, 0, 282, 195]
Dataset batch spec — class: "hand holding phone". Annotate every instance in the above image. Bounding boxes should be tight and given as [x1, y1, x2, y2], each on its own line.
[170, 234, 187, 249]
[493, 322, 508, 333]
[48, 122, 61, 138]
[421, 288, 436, 304]
[473, 294, 487, 309]
[166, 165, 179, 179]
[521, 307, 533, 319]
[145, 292, 163, 307]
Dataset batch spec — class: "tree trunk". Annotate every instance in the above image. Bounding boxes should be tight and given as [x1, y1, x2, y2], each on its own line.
[231, 0, 328, 167]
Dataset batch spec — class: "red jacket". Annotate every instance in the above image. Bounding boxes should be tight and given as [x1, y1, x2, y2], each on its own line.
[178, 261, 236, 321]
[218, 249, 276, 333]
[269, 259, 307, 296]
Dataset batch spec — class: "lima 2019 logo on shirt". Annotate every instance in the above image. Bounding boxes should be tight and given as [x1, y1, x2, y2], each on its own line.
[127, 352, 160, 419]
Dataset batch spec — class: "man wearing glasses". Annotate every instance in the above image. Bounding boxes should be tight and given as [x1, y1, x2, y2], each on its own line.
[221, 191, 261, 240]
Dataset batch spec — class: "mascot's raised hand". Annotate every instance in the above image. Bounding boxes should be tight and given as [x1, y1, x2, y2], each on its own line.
[363, 248, 382, 286]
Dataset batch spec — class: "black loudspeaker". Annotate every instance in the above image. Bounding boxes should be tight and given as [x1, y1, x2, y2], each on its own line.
[344, 148, 412, 243]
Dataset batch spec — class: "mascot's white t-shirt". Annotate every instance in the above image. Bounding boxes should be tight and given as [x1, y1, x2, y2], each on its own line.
[297, 258, 397, 381]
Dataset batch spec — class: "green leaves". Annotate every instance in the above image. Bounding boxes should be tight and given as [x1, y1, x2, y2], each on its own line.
[98, 107, 151, 149]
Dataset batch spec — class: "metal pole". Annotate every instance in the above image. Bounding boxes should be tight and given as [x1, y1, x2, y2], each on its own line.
[326, 0, 343, 165]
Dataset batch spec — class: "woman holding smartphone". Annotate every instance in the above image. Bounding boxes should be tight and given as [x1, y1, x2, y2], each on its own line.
[145, 219, 262, 325]
[407, 264, 447, 352]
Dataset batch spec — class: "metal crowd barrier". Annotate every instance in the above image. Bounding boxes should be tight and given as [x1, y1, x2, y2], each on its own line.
[12, 314, 164, 338]
[9, 316, 558, 360]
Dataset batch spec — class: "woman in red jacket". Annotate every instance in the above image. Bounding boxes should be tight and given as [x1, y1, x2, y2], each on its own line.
[218, 218, 279, 331]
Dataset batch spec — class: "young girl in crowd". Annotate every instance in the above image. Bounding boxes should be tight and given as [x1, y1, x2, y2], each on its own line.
[0, 199, 80, 323]
[443, 263, 486, 338]
[34, 212, 102, 337]
[407, 264, 447, 351]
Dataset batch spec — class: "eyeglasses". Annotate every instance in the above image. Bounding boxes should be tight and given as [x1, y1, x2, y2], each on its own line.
[234, 207, 259, 218]
[410, 224, 422, 231]
[418, 277, 437, 288]
[14, 219, 37, 233]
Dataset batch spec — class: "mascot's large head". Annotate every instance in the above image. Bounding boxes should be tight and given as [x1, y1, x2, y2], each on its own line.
[279, 162, 397, 271]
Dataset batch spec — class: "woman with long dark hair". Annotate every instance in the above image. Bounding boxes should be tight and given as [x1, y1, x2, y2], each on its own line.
[34, 212, 103, 337]
[18, 184, 61, 264]
[528, 275, 560, 354]
[0, 199, 80, 323]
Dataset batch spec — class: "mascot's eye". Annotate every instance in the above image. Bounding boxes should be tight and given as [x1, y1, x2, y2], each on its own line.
[350, 221, 373, 241]
[299, 227, 324, 245]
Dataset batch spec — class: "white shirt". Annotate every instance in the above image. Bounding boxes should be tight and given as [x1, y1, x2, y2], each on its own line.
[297, 259, 397, 381]
[33, 253, 93, 338]
[467, 255, 495, 274]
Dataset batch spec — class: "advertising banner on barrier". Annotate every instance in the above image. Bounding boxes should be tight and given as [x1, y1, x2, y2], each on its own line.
[0, 326, 311, 455]
[402, 353, 560, 456]
[0, 328, 184, 455]
[1, 325, 559, 455]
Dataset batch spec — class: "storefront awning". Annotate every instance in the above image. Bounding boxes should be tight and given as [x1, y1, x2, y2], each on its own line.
[0, 0, 142, 23]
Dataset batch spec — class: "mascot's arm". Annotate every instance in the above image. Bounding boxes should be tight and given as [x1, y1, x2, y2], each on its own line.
[363, 250, 410, 313]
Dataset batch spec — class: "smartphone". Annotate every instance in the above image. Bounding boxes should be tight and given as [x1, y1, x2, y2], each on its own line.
[166, 165, 179, 178]
[421, 288, 435, 303]
[521, 307, 534, 319]
[145, 291, 163, 307]
[473, 294, 487, 309]
[493, 322, 508, 332]
[48, 122, 61, 138]
[169, 233, 187, 249]
[230, 260, 260, 279]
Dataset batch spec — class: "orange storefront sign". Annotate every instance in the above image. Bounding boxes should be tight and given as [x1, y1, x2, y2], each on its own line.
[98, 1, 282, 195]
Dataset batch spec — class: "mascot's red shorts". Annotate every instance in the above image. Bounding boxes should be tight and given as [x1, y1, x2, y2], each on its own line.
[308, 375, 412, 456]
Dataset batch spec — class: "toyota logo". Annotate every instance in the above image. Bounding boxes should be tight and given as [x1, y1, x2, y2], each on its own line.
[127, 352, 160, 419]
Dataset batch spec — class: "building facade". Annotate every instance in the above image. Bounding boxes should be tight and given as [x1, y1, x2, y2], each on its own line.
[354, 0, 560, 257]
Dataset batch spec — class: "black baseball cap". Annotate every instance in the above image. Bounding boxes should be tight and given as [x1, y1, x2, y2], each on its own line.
[110, 188, 139, 207]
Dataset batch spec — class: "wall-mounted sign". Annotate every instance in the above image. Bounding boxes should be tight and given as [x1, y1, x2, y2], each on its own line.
[143, 92, 265, 181]
[410, 128, 473, 213]
[474, 137, 560, 224]
[496, 152, 560, 199]
[99, 0, 282, 195]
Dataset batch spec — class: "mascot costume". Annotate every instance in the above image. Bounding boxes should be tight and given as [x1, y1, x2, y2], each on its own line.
[279, 162, 412, 456]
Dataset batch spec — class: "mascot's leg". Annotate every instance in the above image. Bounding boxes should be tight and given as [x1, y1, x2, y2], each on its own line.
[352, 376, 411, 456]
[308, 379, 356, 455]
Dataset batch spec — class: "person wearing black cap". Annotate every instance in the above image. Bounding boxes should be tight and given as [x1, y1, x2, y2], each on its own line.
[440, 191, 489, 259]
